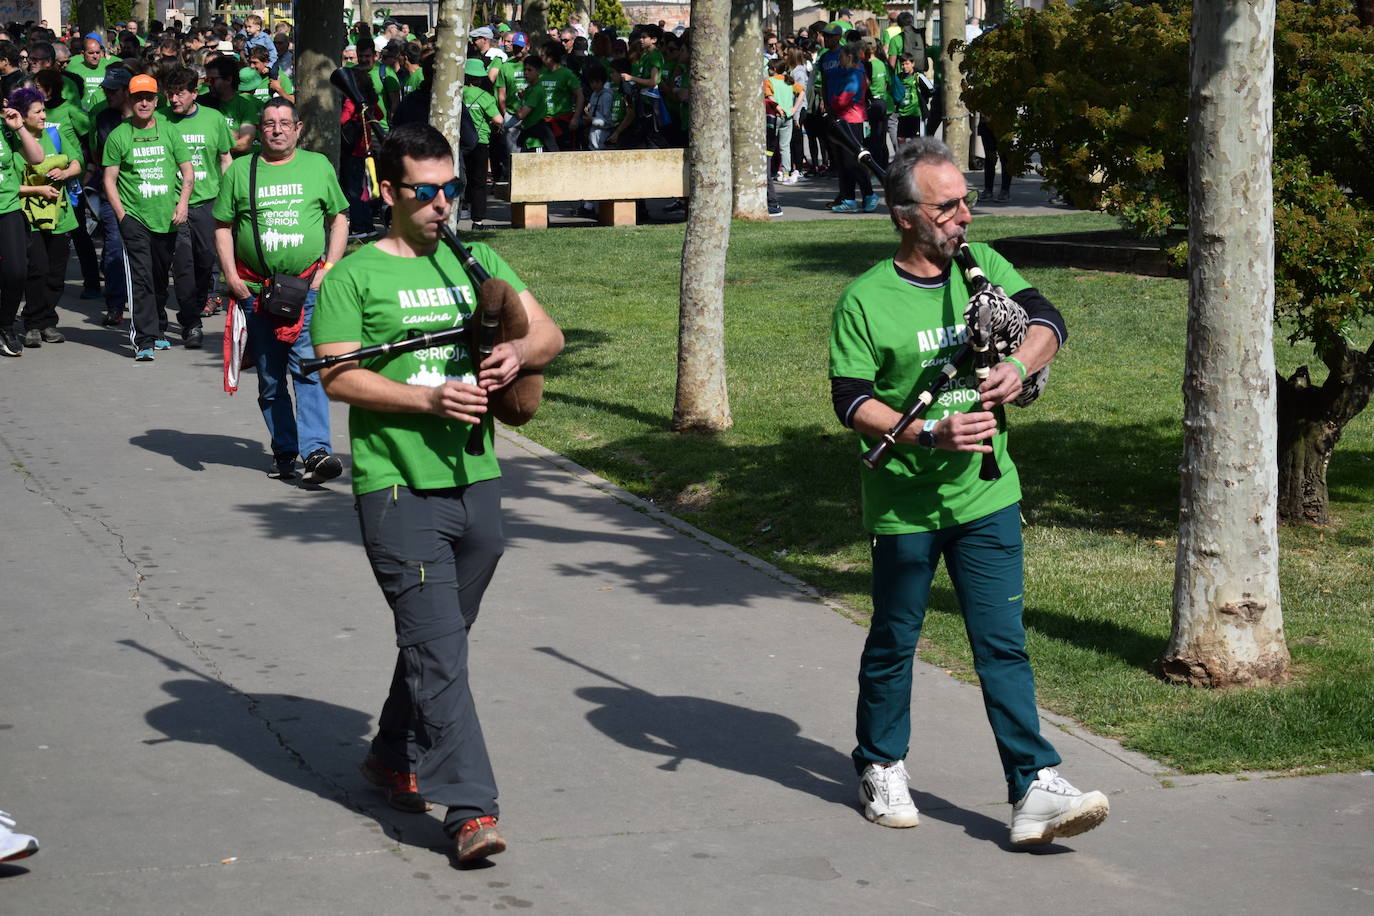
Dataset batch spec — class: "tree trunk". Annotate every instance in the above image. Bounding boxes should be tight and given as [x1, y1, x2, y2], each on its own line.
[358, 0, 375, 29]
[433, 0, 475, 228]
[777, 0, 793, 35]
[295, 0, 346, 168]
[921, 1, 935, 48]
[729, 0, 768, 220]
[131, 0, 150, 29]
[1162, 0, 1289, 689]
[675, 0, 734, 433]
[939, 0, 968, 165]
[76, 0, 104, 34]
[575, 0, 594, 29]
[1275, 340, 1374, 525]
[1357, 0, 1373, 28]
[523, 0, 549, 56]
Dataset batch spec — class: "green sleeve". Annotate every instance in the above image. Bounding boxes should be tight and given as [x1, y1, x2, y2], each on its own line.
[316, 155, 348, 216]
[168, 124, 192, 165]
[279, 72, 294, 96]
[382, 73, 400, 95]
[101, 125, 127, 167]
[59, 126, 83, 169]
[829, 297, 879, 381]
[212, 159, 242, 222]
[214, 113, 234, 157]
[480, 92, 500, 123]
[311, 255, 364, 344]
[471, 243, 528, 296]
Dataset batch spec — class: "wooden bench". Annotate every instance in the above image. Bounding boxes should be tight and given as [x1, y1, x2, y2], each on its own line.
[495, 149, 686, 229]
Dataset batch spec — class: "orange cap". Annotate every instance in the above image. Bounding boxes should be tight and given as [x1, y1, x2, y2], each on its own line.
[128, 74, 159, 95]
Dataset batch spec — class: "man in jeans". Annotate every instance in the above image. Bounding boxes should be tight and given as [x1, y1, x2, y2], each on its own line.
[101, 73, 195, 359]
[213, 98, 348, 484]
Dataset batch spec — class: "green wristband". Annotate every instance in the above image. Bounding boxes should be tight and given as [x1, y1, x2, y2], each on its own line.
[1002, 356, 1028, 381]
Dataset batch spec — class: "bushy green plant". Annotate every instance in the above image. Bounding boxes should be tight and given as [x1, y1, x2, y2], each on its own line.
[965, 0, 1374, 524]
[544, 0, 631, 34]
[106, 0, 133, 27]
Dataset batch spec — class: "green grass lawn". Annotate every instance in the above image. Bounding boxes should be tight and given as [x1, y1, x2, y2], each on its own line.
[477, 213, 1374, 775]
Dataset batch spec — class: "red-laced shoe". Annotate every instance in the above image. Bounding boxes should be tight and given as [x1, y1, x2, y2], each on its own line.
[455, 815, 505, 865]
[360, 753, 432, 813]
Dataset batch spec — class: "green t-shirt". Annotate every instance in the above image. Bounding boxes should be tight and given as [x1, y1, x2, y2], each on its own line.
[1, 130, 27, 214]
[367, 66, 401, 121]
[278, 71, 295, 97]
[496, 58, 528, 112]
[203, 93, 263, 153]
[632, 49, 664, 84]
[463, 86, 500, 145]
[168, 104, 234, 207]
[828, 244, 1032, 534]
[885, 29, 904, 62]
[767, 76, 794, 116]
[869, 58, 894, 105]
[46, 97, 92, 140]
[401, 66, 423, 96]
[519, 81, 549, 133]
[538, 65, 580, 117]
[897, 74, 922, 118]
[212, 150, 347, 289]
[26, 126, 82, 233]
[310, 241, 529, 495]
[68, 56, 112, 111]
[101, 116, 192, 233]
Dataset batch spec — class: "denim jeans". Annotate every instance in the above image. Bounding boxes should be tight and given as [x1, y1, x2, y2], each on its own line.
[97, 195, 128, 312]
[241, 289, 331, 460]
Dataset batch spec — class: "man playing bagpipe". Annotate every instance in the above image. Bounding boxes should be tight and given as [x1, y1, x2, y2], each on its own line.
[828, 138, 1110, 846]
[310, 123, 563, 865]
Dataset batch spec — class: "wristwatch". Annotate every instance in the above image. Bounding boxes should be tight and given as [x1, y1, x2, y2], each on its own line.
[917, 418, 939, 450]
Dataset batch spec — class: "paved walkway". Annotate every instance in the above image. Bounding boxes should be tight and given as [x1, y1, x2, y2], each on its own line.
[0, 264, 1369, 914]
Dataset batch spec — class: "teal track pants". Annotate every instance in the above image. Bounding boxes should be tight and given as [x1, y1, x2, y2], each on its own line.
[853, 503, 1060, 803]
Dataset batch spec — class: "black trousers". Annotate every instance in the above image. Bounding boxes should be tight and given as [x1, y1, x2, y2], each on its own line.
[23, 230, 70, 331]
[0, 209, 28, 329]
[172, 202, 216, 333]
[120, 215, 176, 351]
[70, 195, 101, 291]
[462, 144, 490, 223]
[357, 479, 504, 835]
[831, 119, 873, 202]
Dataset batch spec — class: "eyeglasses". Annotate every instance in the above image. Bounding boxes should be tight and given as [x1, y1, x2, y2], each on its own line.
[398, 179, 463, 203]
[919, 189, 979, 222]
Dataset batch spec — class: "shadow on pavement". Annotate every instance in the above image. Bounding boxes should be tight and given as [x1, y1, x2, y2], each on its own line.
[130, 428, 270, 473]
[122, 640, 449, 854]
[536, 647, 853, 807]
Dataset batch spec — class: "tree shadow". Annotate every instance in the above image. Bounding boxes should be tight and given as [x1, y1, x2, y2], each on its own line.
[120, 639, 454, 859]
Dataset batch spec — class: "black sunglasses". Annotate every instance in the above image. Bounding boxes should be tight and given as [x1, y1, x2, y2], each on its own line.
[398, 179, 463, 203]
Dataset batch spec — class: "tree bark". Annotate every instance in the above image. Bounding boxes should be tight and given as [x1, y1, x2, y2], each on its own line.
[296, 0, 346, 168]
[938, 0, 969, 165]
[197, 0, 212, 28]
[1357, 0, 1373, 28]
[523, 0, 549, 56]
[575, 0, 594, 29]
[1275, 340, 1374, 525]
[131, 0, 150, 29]
[1162, 0, 1289, 689]
[433, 0, 475, 228]
[777, 0, 793, 36]
[358, 0, 376, 30]
[675, 0, 734, 433]
[729, 0, 768, 220]
[76, 0, 104, 34]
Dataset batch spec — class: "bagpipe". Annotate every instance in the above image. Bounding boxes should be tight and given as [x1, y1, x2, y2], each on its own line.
[301, 71, 544, 458]
[818, 114, 1047, 474]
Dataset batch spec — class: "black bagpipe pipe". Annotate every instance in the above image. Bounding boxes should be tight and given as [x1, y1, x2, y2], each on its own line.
[302, 71, 542, 455]
[821, 114, 1001, 478]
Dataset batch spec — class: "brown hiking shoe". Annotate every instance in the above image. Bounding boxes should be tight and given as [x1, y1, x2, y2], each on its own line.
[455, 815, 505, 864]
[360, 753, 431, 813]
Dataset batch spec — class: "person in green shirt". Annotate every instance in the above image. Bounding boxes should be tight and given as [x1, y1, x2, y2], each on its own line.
[165, 66, 233, 349]
[201, 55, 261, 157]
[239, 48, 272, 103]
[11, 87, 81, 346]
[69, 36, 111, 111]
[213, 96, 348, 482]
[32, 68, 103, 299]
[101, 73, 195, 360]
[861, 36, 896, 171]
[829, 139, 1104, 845]
[618, 24, 666, 148]
[311, 121, 563, 868]
[514, 57, 554, 151]
[535, 42, 582, 147]
[896, 53, 923, 144]
[493, 33, 530, 171]
[0, 102, 48, 357]
[462, 59, 502, 229]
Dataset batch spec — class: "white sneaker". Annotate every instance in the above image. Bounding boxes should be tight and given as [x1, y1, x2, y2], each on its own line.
[789, 169, 802, 182]
[1010, 768, 1109, 845]
[858, 760, 920, 828]
[0, 810, 39, 862]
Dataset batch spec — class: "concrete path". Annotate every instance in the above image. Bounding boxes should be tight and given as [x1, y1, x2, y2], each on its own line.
[1, 280, 1369, 915]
